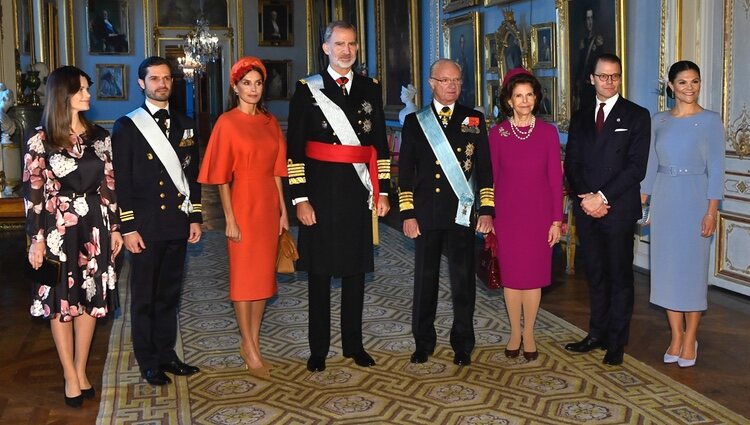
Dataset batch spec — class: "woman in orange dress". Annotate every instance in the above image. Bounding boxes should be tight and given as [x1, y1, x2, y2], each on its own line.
[198, 57, 288, 377]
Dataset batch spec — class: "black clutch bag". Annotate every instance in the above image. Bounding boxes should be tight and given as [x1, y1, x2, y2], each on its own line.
[24, 257, 62, 285]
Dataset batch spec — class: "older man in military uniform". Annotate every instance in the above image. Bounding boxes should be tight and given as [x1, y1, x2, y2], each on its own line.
[287, 21, 391, 372]
[112, 56, 202, 386]
[398, 58, 494, 367]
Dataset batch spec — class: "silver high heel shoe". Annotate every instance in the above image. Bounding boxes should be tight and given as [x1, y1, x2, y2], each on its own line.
[677, 341, 698, 368]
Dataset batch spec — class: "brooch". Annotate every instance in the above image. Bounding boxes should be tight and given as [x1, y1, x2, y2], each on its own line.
[361, 101, 373, 115]
[465, 142, 475, 157]
[362, 119, 372, 133]
[498, 127, 510, 137]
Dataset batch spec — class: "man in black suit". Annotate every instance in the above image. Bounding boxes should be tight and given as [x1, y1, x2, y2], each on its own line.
[286, 21, 391, 373]
[112, 56, 203, 385]
[563, 53, 650, 366]
[398, 59, 495, 367]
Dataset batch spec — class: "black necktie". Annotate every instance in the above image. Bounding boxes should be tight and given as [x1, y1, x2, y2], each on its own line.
[336, 77, 349, 96]
[154, 109, 170, 136]
[595, 102, 606, 134]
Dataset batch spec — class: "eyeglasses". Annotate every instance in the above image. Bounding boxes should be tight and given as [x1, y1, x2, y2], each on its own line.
[430, 77, 462, 86]
[593, 73, 622, 82]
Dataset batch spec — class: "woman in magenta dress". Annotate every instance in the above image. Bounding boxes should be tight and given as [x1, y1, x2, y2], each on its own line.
[488, 68, 563, 361]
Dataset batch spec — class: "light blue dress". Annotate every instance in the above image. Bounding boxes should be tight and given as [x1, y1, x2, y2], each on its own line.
[641, 110, 724, 311]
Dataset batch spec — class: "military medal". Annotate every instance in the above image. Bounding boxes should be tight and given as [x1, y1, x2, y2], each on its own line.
[321, 120, 328, 129]
[182, 154, 191, 169]
[465, 142, 475, 157]
[361, 100, 373, 114]
[362, 119, 372, 133]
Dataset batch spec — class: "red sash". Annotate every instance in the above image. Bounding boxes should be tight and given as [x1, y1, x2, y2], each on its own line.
[305, 141, 380, 206]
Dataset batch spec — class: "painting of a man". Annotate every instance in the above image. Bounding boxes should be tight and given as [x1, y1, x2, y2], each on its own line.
[88, 1, 130, 54]
[569, 2, 616, 111]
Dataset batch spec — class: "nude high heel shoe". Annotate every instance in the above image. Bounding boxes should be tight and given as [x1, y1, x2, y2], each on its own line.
[240, 346, 271, 378]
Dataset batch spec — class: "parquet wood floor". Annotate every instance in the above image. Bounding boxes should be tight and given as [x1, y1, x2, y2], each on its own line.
[1, 196, 748, 423]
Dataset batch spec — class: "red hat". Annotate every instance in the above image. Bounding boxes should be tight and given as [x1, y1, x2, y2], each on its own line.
[230, 56, 266, 86]
[502, 67, 533, 88]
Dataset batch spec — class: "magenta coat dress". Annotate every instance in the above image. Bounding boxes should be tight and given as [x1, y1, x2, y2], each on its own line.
[488, 119, 563, 289]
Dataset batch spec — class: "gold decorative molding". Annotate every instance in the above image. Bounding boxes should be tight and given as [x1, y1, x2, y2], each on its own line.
[725, 171, 750, 202]
[722, 0, 733, 134]
[658, 0, 668, 112]
[729, 104, 750, 158]
[716, 211, 750, 286]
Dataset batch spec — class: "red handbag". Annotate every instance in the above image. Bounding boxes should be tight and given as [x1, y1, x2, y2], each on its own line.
[479, 232, 501, 289]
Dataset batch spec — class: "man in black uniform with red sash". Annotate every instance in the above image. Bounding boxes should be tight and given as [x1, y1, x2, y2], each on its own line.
[287, 21, 391, 372]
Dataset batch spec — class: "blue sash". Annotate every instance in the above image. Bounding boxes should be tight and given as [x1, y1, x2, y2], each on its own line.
[415, 106, 474, 227]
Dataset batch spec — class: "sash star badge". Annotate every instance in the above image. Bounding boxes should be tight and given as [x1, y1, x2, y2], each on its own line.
[361, 100, 373, 114]
[463, 158, 472, 171]
[465, 142, 475, 157]
[362, 118, 373, 133]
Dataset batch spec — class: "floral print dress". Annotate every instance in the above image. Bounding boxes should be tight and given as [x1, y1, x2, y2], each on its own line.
[23, 126, 120, 321]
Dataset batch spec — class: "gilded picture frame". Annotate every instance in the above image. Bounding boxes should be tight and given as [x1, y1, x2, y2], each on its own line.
[557, 0, 626, 131]
[496, 11, 529, 81]
[262, 59, 292, 100]
[95, 64, 127, 100]
[258, 0, 293, 47]
[155, 0, 229, 29]
[484, 0, 522, 5]
[484, 34, 499, 74]
[531, 22, 555, 69]
[334, 0, 366, 69]
[444, 0, 478, 13]
[715, 211, 750, 285]
[86, 0, 132, 55]
[443, 11, 481, 109]
[375, 0, 421, 121]
[306, 0, 331, 75]
[536, 76, 556, 122]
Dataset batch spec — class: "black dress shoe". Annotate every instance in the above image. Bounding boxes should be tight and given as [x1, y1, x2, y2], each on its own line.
[410, 350, 430, 364]
[307, 356, 326, 372]
[160, 359, 200, 376]
[453, 351, 471, 366]
[64, 393, 83, 408]
[565, 335, 608, 353]
[345, 350, 376, 367]
[81, 386, 95, 399]
[603, 347, 624, 366]
[142, 368, 172, 386]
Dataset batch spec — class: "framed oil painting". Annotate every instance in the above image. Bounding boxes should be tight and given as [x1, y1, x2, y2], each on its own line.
[536, 76, 556, 122]
[444, 0, 477, 13]
[155, 0, 229, 28]
[376, 0, 420, 120]
[262, 59, 292, 100]
[306, 0, 331, 74]
[443, 11, 481, 108]
[485, 33, 499, 74]
[531, 22, 555, 69]
[86, 0, 131, 54]
[95, 64, 127, 100]
[258, 0, 293, 46]
[558, 0, 625, 128]
[486, 79, 501, 124]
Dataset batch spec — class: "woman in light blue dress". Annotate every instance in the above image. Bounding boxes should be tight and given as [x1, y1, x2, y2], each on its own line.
[640, 61, 724, 368]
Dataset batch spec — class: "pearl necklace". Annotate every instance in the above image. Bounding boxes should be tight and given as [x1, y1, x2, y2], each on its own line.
[509, 116, 536, 141]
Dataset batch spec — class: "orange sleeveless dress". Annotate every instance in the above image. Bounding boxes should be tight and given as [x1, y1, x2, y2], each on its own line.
[198, 108, 287, 301]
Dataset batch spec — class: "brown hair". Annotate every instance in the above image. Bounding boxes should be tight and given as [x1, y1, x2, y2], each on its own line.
[499, 73, 542, 117]
[227, 65, 269, 115]
[41, 66, 94, 149]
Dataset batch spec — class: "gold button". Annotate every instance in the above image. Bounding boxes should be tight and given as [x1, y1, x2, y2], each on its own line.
[160, 205, 166, 210]
[435, 188, 441, 193]
[147, 153, 154, 160]
[177, 193, 183, 197]
[435, 160, 440, 165]
[159, 180, 164, 186]
[435, 173, 441, 179]
[456, 147, 462, 152]
[160, 193, 165, 199]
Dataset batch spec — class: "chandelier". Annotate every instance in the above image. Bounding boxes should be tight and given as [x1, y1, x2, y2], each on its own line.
[178, 16, 219, 83]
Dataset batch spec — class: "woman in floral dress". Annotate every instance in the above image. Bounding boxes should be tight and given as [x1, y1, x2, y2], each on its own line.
[23, 66, 123, 408]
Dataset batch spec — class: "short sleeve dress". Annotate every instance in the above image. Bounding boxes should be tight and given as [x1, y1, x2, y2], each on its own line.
[23, 126, 120, 321]
[198, 108, 288, 301]
[488, 119, 563, 289]
[640, 110, 725, 311]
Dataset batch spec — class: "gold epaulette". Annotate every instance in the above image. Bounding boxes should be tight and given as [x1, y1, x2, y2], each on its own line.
[119, 208, 135, 222]
[377, 159, 391, 180]
[287, 159, 306, 185]
[299, 78, 307, 85]
[398, 190, 414, 211]
[479, 187, 495, 208]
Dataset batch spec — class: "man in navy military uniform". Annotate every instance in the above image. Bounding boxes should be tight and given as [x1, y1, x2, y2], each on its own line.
[398, 58, 494, 367]
[112, 56, 203, 386]
[287, 21, 391, 373]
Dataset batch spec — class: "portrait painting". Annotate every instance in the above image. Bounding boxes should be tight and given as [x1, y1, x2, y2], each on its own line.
[86, 0, 131, 54]
[376, 0, 420, 120]
[15, 0, 32, 55]
[496, 11, 528, 82]
[258, 0, 293, 47]
[531, 22, 556, 69]
[444, 0, 477, 13]
[262, 59, 292, 100]
[443, 12, 481, 109]
[486, 80, 501, 124]
[156, 0, 228, 28]
[567, 0, 620, 112]
[537, 76, 556, 121]
[306, 0, 330, 74]
[95, 64, 127, 100]
[485, 34, 499, 74]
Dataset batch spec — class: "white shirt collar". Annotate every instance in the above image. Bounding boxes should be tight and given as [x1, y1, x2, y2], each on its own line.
[327, 65, 354, 92]
[433, 100, 455, 113]
[145, 99, 170, 116]
[593, 93, 619, 122]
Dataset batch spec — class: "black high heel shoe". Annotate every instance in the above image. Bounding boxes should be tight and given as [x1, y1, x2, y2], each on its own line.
[81, 386, 95, 399]
[505, 338, 522, 358]
[64, 380, 84, 408]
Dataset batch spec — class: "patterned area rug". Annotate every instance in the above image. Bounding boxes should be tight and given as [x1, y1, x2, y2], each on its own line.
[98, 226, 748, 424]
